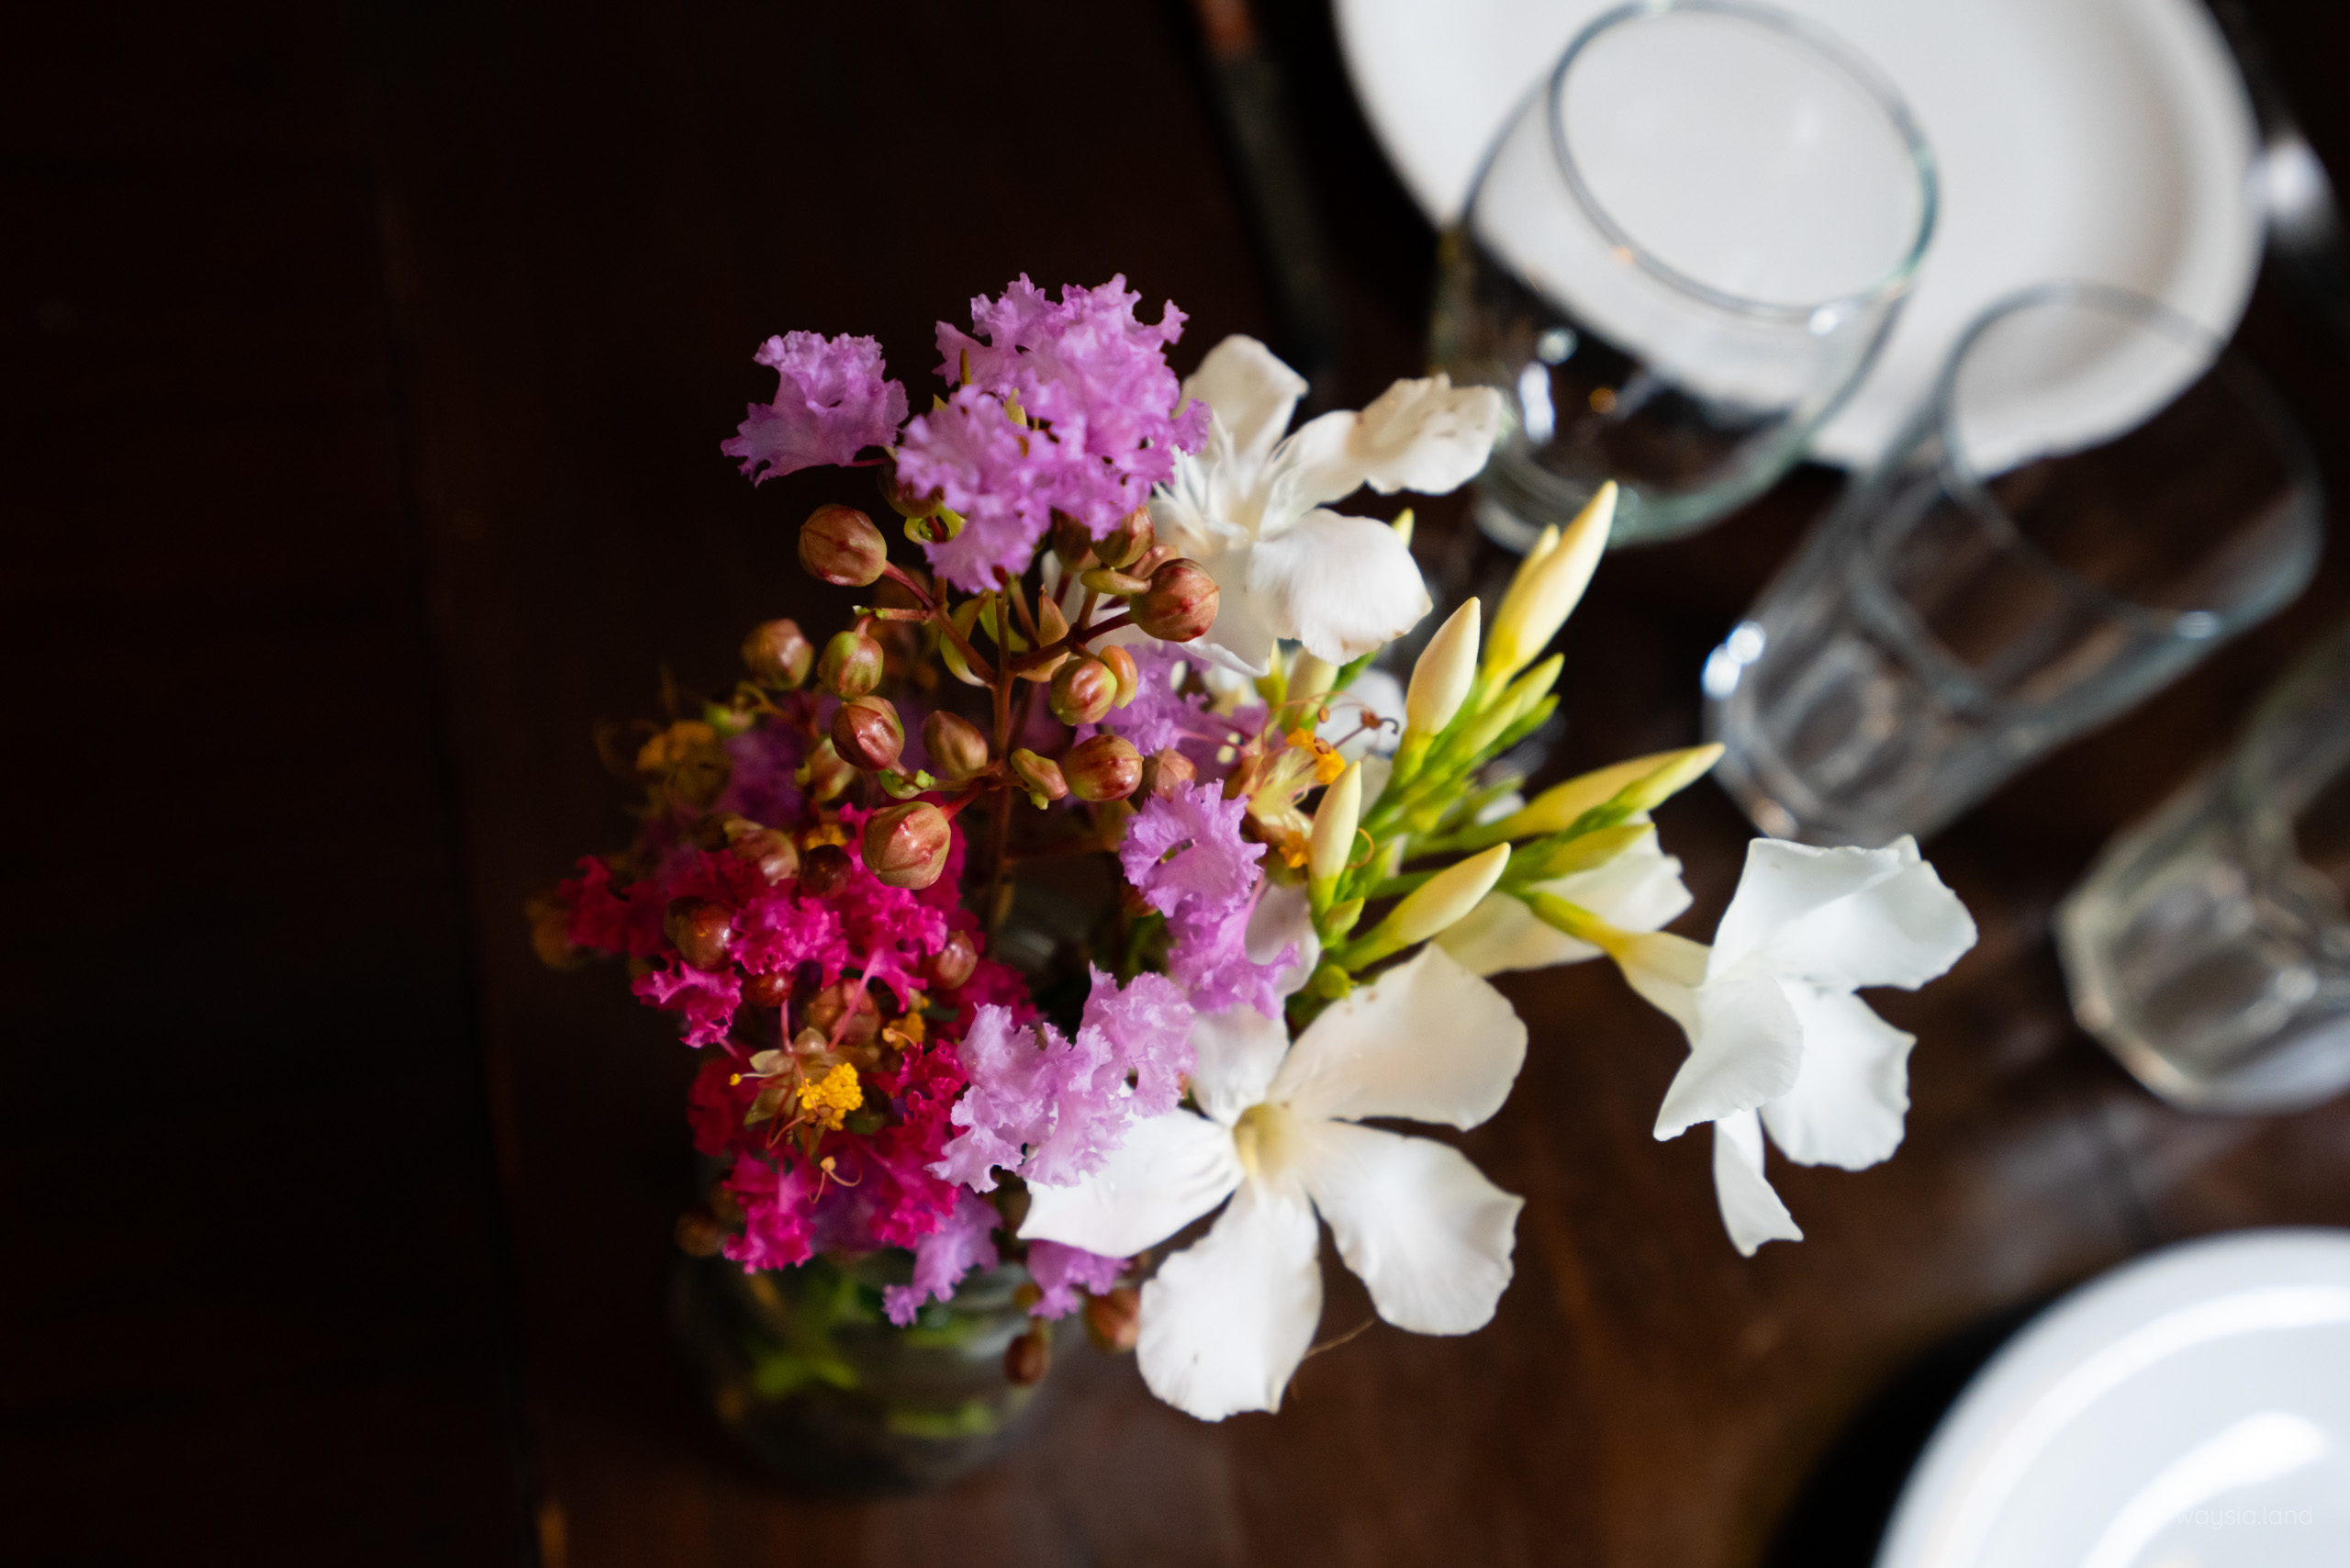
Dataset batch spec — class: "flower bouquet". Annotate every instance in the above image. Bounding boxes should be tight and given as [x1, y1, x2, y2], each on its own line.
[536, 275, 1978, 1478]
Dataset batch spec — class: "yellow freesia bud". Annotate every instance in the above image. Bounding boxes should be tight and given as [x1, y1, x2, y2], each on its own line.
[1349, 844, 1511, 968]
[1404, 599, 1480, 738]
[1309, 761, 1363, 898]
[1483, 743, 1721, 844]
[1485, 482, 1614, 681]
[1291, 651, 1338, 704]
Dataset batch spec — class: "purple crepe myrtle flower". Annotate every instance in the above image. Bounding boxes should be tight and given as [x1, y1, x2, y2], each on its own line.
[901, 276, 1208, 591]
[1025, 1240, 1125, 1319]
[882, 1189, 1002, 1326]
[722, 331, 908, 484]
[934, 969, 1196, 1193]
[1120, 780, 1297, 1015]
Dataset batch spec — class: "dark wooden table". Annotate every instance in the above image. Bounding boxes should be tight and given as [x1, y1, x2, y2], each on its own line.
[10, 2, 2350, 1563]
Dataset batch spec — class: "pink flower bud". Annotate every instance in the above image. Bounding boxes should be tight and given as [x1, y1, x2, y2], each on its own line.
[1097, 508, 1154, 569]
[1003, 1323, 1051, 1386]
[1048, 655, 1118, 726]
[1062, 734, 1143, 801]
[665, 899, 734, 970]
[742, 970, 792, 1009]
[925, 929, 979, 990]
[831, 695, 904, 772]
[818, 629, 885, 699]
[1132, 558, 1219, 643]
[1098, 644, 1140, 707]
[740, 619, 813, 689]
[798, 503, 889, 587]
[923, 711, 990, 783]
[1140, 746, 1196, 801]
[722, 820, 800, 883]
[876, 460, 943, 520]
[804, 978, 881, 1046]
[1083, 1286, 1141, 1353]
[1049, 511, 1094, 571]
[861, 801, 952, 890]
[1008, 749, 1068, 802]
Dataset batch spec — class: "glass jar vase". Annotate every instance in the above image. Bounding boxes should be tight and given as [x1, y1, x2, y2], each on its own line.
[671, 1249, 1053, 1493]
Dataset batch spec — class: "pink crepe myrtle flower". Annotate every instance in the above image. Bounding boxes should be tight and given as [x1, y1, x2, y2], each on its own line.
[934, 969, 1195, 1193]
[883, 1191, 1002, 1326]
[1025, 1241, 1124, 1319]
[722, 331, 908, 484]
[900, 276, 1208, 591]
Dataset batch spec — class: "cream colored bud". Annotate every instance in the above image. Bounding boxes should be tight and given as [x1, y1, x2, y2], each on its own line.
[1309, 762, 1363, 890]
[1480, 743, 1724, 845]
[1290, 652, 1338, 704]
[1404, 599, 1480, 736]
[1486, 482, 1614, 679]
[1383, 844, 1510, 948]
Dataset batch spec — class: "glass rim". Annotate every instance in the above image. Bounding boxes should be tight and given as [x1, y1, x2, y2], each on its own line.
[1542, 0, 1939, 323]
[1930, 280, 2322, 637]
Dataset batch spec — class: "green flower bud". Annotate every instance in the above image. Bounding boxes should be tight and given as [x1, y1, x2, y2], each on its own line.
[1097, 508, 1155, 569]
[1008, 749, 1068, 805]
[1140, 746, 1195, 801]
[818, 628, 885, 699]
[799, 735, 856, 802]
[1099, 644, 1140, 707]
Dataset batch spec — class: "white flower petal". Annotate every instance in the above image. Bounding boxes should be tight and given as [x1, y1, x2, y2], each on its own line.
[1713, 1110, 1803, 1257]
[1018, 1110, 1243, 1258]
[1643, 964, 1805, 1140]
[1181, 335, 1308, 477]
[1244, 509, 1433, 666]
[1343, 375, 1505, 496]
[1551, 829, 1693, 935]
[1712, 837, 1975, 991]
[1759, 984, 1915, 1170]
[1136, 1177, 1323, 1421]
[1186, 543, 1283, 677]
[1269, 945, 1527, 1129]
[1438, 829, 1693, 978]
[1190, 1006, 1292, 1126]
[1244, 881, 1322, 1002]
[1294, 1119, 1522, 1335]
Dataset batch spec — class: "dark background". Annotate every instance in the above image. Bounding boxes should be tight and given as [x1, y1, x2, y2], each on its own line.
[7, 2, 2350, 1563]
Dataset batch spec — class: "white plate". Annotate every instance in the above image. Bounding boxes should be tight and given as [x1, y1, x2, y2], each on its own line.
[1876, 1229, 2350, 1568]
[1335, 0, 2262, 467]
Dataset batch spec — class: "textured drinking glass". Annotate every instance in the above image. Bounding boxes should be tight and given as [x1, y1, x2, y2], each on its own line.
[1429, 0, 1935, 550]
[2059, 618, 2350, 1113]
[1706, 284, 2321, 847]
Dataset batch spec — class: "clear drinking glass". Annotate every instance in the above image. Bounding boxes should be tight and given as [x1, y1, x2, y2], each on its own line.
[1428, 0, 1935, 550]
[2059, 618, 2350, 1113]
[1706, 283, 2321, 847]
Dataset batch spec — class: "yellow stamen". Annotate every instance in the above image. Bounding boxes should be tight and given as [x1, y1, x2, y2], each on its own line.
[797, 1062, 865, 1132]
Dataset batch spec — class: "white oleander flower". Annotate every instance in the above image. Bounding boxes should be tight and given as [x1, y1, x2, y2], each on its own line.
[1609, 837, 1976, 1255]
[1020, 946, 1527, 1420]
[1149, 336, 1503, 676]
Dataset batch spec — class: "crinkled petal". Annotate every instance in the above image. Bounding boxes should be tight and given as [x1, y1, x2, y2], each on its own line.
[1294, 1120, 1522, 1335]
[1243, 509, 1433, 666]
[1268, 945, 1526, 1130]
[1136, 1177, 1323, 1420]
[1714, 836, 1976, 991]
[1190, 1005, 1291, 1126]
[1018, 1110, 1242, 1258]
[1713, 1110, 1803, 1257]
[1181, 335, 1307, 477]
[1759, 983, 1915, 1170]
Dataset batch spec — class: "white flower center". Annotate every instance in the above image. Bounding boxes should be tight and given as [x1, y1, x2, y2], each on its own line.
[1231, 1101, 1300, 1182]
